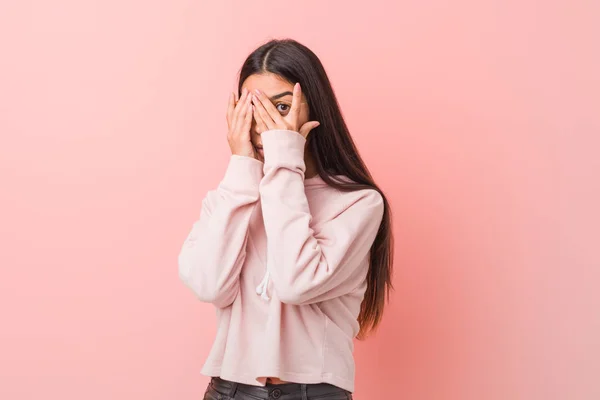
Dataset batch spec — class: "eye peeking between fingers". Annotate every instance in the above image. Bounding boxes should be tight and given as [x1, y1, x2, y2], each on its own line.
[275, 103, 290, 115]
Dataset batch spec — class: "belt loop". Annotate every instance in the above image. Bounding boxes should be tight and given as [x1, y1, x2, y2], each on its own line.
[228, 381, 238, 398]
[301, 383, 308, 400]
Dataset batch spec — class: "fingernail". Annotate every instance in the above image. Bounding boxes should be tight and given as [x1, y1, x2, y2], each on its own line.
[254, 89, 260, 95]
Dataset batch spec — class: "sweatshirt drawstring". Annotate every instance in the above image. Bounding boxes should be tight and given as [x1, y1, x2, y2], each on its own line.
[255, 268, 271, 301]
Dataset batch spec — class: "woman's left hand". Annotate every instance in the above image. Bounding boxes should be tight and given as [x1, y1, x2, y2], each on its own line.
[251, 82, 320, 139]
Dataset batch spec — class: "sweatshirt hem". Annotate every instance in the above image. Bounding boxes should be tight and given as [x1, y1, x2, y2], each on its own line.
[201, 365, 354, 393]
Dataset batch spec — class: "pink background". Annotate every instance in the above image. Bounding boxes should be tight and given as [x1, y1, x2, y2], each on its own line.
[1, 1, 598, 399]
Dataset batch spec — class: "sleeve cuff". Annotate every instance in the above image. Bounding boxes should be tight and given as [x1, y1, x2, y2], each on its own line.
[219, 154, 264, 192]
[261, 129, 307, 171]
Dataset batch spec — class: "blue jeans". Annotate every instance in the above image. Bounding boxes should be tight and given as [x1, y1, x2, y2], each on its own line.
[203, 376, 353, 400]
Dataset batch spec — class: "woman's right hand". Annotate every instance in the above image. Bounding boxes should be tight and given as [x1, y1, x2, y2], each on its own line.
[226, 87, 257, 159]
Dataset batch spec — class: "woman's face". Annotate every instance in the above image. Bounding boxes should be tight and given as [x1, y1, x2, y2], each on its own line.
[241, 73, 309, 160]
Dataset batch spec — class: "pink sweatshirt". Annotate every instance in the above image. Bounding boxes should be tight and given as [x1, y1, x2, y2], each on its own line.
[178, 129, 384, 393]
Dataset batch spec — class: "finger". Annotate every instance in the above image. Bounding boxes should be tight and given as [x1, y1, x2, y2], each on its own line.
[256, 95, 277, 130]
[237, 88, 249, 111]
[253, 90, 285, 126]
[231, 88, 248, 130]
[252, 96, 275, 130]
[290, 82, 302, 123]
[253, 104, 268, 133]
[253, 104, 267, 131]
[234, 90, 252, 135]
[242, 99, 253, 133]
[299, 120, 321, 139]
[227, 92, 235, 130]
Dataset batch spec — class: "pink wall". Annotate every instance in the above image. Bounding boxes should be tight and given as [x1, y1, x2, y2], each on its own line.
[1, 1, 598, 399]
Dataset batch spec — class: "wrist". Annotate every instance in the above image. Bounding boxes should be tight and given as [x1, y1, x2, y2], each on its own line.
[231, 147, 255, 159]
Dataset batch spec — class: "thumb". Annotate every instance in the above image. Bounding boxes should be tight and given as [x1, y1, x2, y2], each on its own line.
[299, 121, 320, 138]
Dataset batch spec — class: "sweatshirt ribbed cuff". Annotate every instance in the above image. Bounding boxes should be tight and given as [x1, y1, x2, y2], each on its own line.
[220, 154, 264, 192]
[261, 129, 307, 172]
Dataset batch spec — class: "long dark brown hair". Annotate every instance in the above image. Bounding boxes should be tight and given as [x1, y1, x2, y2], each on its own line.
[237, 38, 394, 340]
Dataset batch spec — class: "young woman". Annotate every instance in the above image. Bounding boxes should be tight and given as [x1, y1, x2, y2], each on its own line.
[178, 38, 394, 400]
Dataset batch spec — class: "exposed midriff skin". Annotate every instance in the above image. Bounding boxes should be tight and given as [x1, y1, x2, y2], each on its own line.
[267, 377, 289, 384]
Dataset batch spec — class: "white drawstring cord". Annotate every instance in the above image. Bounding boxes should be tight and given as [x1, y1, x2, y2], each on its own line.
[255, 268, 271, 301]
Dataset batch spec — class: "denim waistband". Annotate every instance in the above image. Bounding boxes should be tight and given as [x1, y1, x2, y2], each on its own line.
[209, 376, 351, 399]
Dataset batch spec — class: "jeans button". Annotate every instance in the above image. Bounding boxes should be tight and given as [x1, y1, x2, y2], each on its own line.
[271, 388, 282, 398]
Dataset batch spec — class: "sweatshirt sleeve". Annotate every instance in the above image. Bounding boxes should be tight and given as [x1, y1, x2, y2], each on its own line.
[259, 129, 385, 305]
[178, 155, 264, 308]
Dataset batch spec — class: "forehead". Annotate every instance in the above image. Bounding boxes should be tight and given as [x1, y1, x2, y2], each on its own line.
[241, 73, 293, 96]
